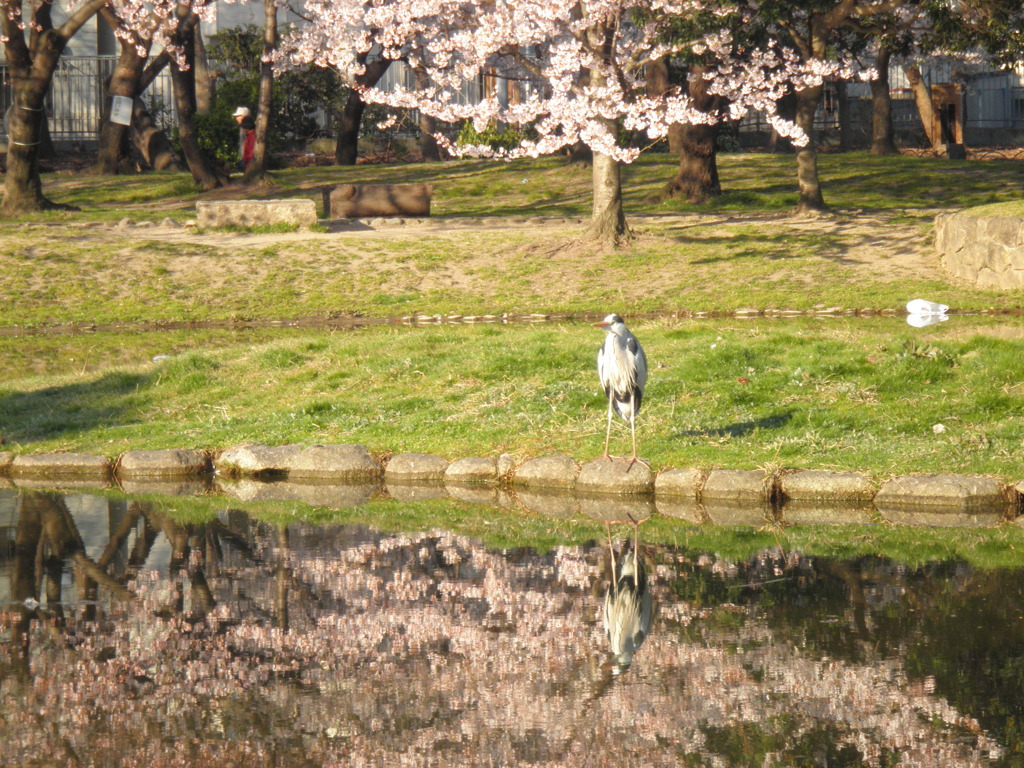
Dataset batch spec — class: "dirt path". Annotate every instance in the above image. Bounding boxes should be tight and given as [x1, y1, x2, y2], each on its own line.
[124, 208, 939, 288]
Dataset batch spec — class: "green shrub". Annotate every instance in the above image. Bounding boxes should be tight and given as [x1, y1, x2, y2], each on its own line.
[456, 121, 526, 151]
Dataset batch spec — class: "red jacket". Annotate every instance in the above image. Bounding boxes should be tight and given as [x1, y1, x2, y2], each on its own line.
[242, 128, 256, 167]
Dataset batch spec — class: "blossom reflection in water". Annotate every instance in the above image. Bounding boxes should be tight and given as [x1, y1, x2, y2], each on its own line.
[0, 489, 1011, 767]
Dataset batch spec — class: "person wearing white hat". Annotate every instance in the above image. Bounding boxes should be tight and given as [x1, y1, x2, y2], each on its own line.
[233, 106, 255, 171]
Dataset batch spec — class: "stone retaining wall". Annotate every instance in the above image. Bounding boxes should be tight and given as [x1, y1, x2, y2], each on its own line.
[935, 211, 1024, 289]
[1, 445, 1021, 520]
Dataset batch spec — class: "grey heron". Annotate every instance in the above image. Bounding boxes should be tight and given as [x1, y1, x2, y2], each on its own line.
[603, 518, 652, 674]
[594, 313, 648, 467]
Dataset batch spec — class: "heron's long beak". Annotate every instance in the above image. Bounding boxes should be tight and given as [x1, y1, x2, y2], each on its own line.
[593, 320, 611, 328]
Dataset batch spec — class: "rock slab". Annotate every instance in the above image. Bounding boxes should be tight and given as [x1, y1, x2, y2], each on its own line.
[385, 453, 450, 482]
[196, 199, 317, 229]
[119, 449, 210, 478]
[216, 444, 303, 476]
[875, 474, 1008, 509]
[779, 470, 875, 502]
[512, 455, 579, 490]
[288, 444, 382, 480]
[445, 457, 498, 485]
[12, 453, 112, 478]
[702, 469, 772, 502]
[655, 468, 705, 500]
[323, 184, 431, 218]
[576, 459, 654, 495]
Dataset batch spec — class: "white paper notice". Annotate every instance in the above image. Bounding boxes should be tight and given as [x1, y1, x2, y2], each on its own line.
[110, 95, 133, 126]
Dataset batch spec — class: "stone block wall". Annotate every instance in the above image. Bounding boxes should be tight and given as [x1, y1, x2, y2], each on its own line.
[935, 212, 1024, 290]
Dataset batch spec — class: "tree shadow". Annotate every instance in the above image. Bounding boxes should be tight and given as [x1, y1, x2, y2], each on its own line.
[0, 371, 152, 445]
[673, 411, 793, 439]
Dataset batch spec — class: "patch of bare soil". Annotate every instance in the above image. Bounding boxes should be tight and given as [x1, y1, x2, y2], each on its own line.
[109, 207, 939, 291]
[773, 211, 936, 282]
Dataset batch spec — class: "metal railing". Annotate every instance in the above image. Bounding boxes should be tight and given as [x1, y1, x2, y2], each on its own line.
[1, 55, 175, 143]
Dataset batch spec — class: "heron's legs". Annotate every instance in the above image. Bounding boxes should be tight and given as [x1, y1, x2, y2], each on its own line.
[625, 391, 649, 472]
[605, 521, 618, 595]
[603, 390, 616, 461]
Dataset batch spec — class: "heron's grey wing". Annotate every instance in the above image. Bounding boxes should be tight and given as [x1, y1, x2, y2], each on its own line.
[635, 584, 653, 649]
[627, 335, 648, 410]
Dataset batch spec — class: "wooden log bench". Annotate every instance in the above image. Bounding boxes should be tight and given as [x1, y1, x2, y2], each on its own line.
[323, 183, 432, 219]
[196, 199, 318, 229]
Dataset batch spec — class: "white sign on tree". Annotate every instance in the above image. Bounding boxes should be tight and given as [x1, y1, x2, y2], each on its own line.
[110, 95, 134, 126]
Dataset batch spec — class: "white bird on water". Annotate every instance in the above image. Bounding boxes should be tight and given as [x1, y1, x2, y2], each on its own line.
[594, 313, 648, 468]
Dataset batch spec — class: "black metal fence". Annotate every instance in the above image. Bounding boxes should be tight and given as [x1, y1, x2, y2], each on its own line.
[0, 56, 175, 144]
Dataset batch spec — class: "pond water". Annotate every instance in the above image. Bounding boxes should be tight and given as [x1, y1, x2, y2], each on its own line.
[2, 489, 1023, 767]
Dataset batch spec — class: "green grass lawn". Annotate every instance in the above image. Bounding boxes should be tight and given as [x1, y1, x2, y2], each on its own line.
[3, 317, 1022, 482]
[25, 151, 1024, 220]
[3, 151, 1023, 482]
[3, 152, 1023, 330]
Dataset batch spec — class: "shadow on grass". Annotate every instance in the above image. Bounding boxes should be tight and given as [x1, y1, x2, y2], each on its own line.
[0, 371, 152, 445]
[674, 411, 793, 439]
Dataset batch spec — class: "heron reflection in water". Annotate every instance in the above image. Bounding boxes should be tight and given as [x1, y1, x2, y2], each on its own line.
[602, 516, 652, 675]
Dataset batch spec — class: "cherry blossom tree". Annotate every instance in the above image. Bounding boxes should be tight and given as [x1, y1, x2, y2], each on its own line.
[282, 0, 842, 243]
[0, 0, 110, 212]
[0, 0, 220, 212]
[276, 5, 398, 164]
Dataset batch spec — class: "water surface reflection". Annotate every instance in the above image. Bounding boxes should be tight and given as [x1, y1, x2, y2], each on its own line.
[1, 490, 1019, 766]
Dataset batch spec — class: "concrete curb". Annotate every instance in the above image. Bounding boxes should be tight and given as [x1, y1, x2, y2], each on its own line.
[1, 445, 1021, 518]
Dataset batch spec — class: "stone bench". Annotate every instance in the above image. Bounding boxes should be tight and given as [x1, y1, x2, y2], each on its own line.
[323, 183, 431, 219]
[196, 199, 318, 229]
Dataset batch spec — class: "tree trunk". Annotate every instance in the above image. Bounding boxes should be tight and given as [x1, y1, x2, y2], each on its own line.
[131, 98, 182, 171]
[566, 141, 593, 166]
[91, 11, 150, 176]
[870, 45, 896, 155]
[904, 62, 942, 150]
[646, 57, 686, 158]
[242, 0, 275, 185]
[335, 89, 365, 165]
[793, 84, 827, 213]
[1, 47, 73, 214]
[194, 28, 214, 114]
[414, 69, 441, 161]
[419, 110, 440, 161]
[582, 29, 629, 244]
[335, 57, 391, 165]
[837, 80, 851, 150]
[169, 8, 226, 190]
[2, 103, 52, 213]
[586, 150, 629, 243]
[655, 63, 722, 204]
[659, 123, 721, 204]
[127, 51, 181, 171]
